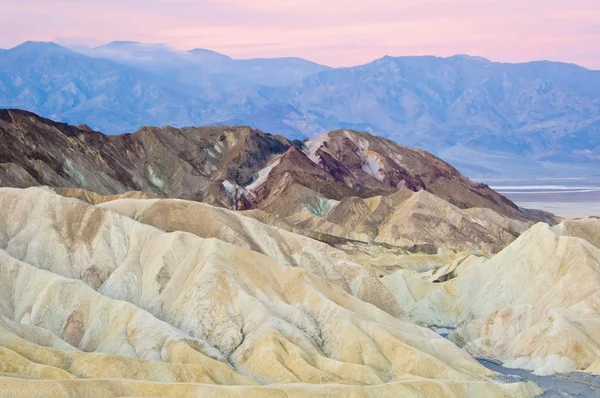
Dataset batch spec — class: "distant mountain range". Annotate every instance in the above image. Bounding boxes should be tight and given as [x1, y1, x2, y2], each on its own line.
[1, 41, 599, 177]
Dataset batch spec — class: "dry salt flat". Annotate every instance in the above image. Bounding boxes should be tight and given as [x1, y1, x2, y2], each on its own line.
[488, 177, 600, 218]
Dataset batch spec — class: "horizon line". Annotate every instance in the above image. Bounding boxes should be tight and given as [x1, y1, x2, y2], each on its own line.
[3, 40, 596, 71]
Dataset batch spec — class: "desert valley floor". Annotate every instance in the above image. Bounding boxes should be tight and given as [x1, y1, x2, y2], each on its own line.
[489, 177, 600, 219]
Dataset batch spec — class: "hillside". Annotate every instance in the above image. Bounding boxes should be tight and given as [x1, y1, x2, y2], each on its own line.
[383, 218, 600, 375]
[1, 110, 600, 396]
[0, 187, 542, 398]
[0, 109, 545, 254]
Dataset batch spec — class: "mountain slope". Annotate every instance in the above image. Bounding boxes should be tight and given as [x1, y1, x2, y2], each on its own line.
[244, 55, 600, 173]
[0, 187, 541, 397]
[0, 41, 326, 135]
[383, 219, 600, 375]
[0, 109, 548, 256]
[302, 129, 526, 219]
[0, 108, 297, 205]
[76, 41, 329, 89]
[96, 196, 402, 316]
[0, 41, 215, 133]
[0, 109, 541, 222]
[2, 41, 599, 175]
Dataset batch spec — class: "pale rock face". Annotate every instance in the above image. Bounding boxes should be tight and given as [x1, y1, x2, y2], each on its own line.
[551, 217, 600, 249]
[98, 197, 402, 317]
[52, 187, 160, 204]
[383, 219, 600, 375]
[255, 187, 529, 254]
[53, 186, 524, 278]
[372, 190, 529, 250]
[0, 187, 541, 397]
[243, 155, 283, 193]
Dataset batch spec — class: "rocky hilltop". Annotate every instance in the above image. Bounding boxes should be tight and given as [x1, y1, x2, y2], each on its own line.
[0, 108, 553, 257]
[0, 109, 513, 211]
[1, 110, 543, 203]
[0, 108, 297, 207]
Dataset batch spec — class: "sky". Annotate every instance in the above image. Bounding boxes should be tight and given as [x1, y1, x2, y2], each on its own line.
[1, 0, 599, 68]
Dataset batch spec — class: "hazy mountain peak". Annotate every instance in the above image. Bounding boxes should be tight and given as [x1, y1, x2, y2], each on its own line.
[372, 53, 491, 66]
[375, 54, 439, 63]
[3, 41, 79, 62]
[187, 47, 231, 57]
[7, 40, 66, 52]
[96, 41, 175, 51]
[2, 40, 599, 177]
[447, 54, 491, 62]
[100, 40, 142, 47]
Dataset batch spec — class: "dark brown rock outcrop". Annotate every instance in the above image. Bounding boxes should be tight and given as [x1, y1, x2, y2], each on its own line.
[0, 109, 544, 223]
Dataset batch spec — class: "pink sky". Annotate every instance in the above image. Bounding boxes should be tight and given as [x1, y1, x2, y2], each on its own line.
[1, 0, 599, 68]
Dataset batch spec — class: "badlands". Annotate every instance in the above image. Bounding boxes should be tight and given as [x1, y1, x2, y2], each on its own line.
[0, 187, 541, 397]
[0, 109, 598, 396]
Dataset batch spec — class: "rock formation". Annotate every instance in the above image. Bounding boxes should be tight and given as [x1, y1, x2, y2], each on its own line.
[0, 109, 534, 218]
[98, 196, 402, 317]
[0, 109, 545, 256]
[2, 109, 589, 395]
[383, 218, 600, 375]
[0, 187, 541, 397]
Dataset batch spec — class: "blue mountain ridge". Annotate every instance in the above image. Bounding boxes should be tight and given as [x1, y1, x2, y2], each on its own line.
[1, 41, 599, 177]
